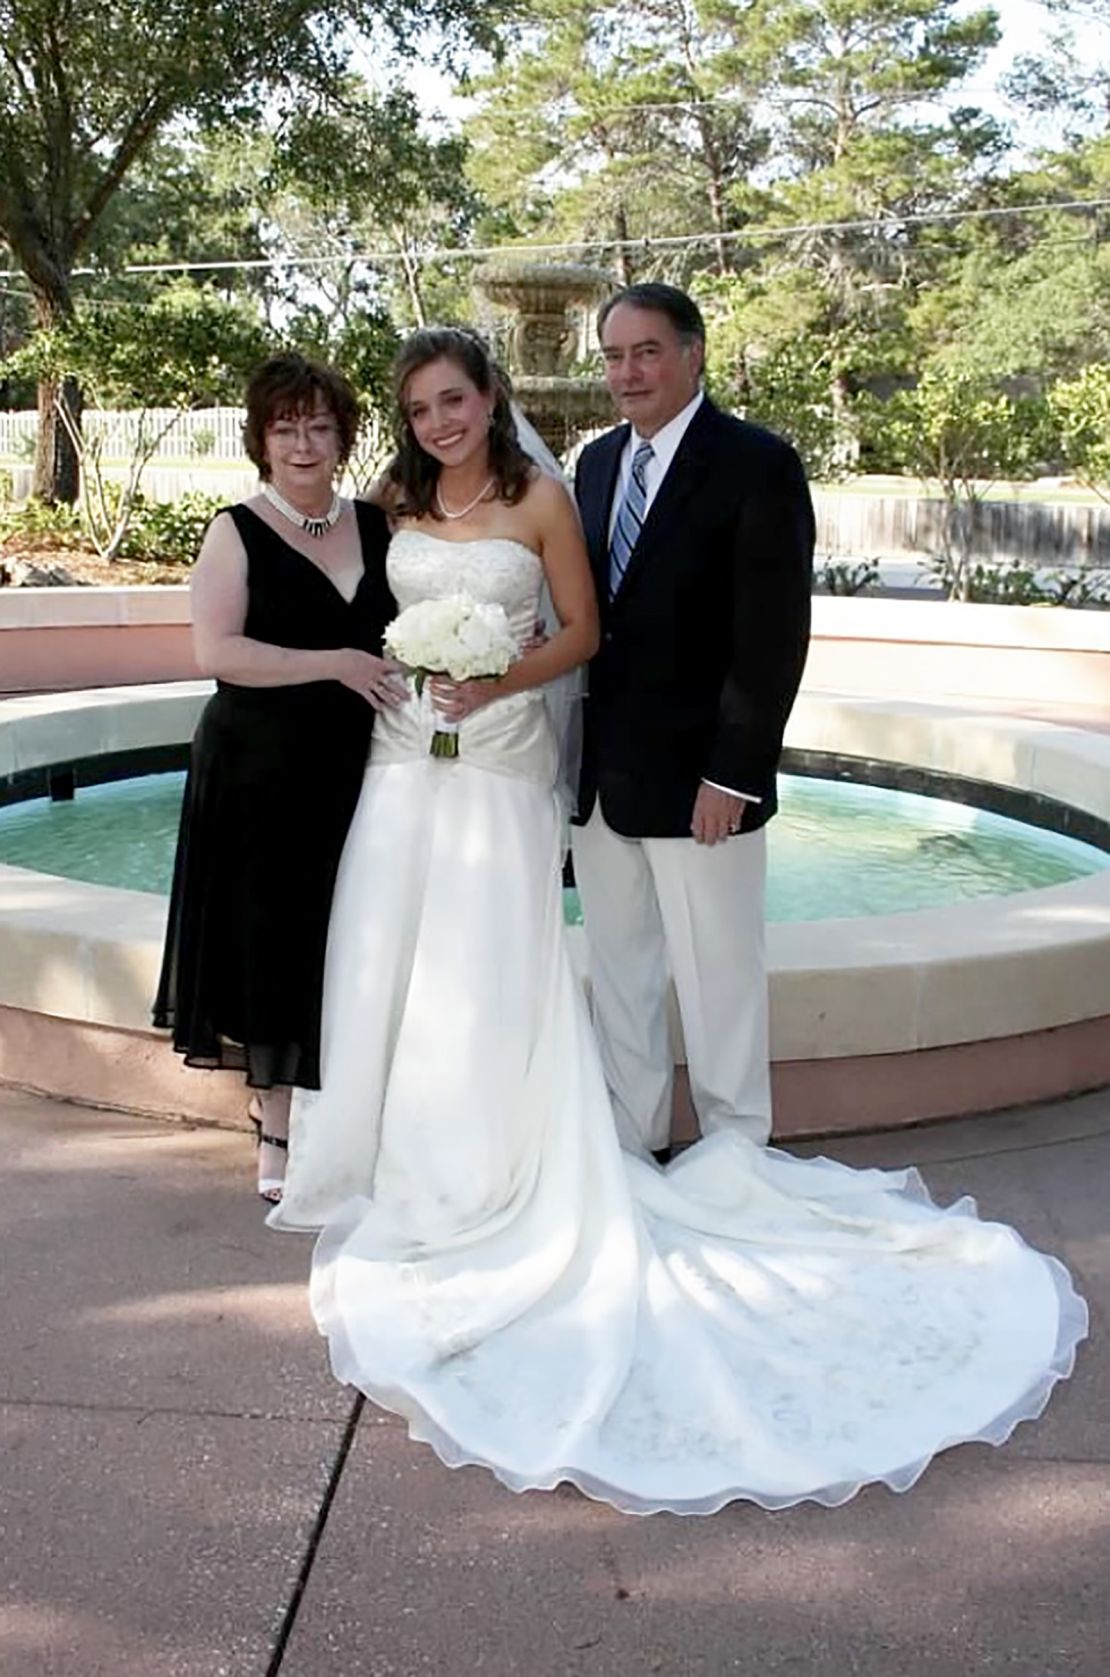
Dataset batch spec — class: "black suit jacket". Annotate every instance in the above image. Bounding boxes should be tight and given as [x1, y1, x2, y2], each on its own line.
[574, 398, 814, 837]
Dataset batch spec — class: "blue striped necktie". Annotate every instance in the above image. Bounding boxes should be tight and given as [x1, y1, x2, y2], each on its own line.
[608, 439, 654, 598]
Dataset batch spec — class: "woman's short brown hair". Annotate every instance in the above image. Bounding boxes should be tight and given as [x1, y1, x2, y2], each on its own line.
[242, 353, 361, 480]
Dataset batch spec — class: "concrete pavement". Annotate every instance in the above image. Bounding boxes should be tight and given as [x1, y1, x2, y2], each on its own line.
[1, 1083, 1107, 1677]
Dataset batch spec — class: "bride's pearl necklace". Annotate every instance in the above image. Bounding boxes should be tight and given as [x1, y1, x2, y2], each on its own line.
[436, 476, 496, 521]
[262, 481, 343, 539]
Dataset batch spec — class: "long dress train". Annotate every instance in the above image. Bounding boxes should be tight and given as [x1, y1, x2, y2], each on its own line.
[270, 530, 1086, 1516]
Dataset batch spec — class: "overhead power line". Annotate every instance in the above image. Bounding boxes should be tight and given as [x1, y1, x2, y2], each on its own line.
[4, 194, 1110, 283]
[465, 82, 1007, 122]
[85, 195, 1110, 274]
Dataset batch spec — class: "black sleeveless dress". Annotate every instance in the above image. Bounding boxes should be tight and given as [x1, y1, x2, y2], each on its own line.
[153, 500, 394, 1090]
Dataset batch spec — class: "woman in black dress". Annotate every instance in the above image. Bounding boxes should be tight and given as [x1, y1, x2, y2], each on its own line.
[154, 353, 403, 1201]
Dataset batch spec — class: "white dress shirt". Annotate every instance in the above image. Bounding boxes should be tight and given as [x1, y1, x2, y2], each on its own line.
[607, 390, 704, 542]
[607, 389, 758, 807]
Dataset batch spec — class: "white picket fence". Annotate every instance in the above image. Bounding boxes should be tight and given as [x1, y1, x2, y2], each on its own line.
[0, 407, 248, 461]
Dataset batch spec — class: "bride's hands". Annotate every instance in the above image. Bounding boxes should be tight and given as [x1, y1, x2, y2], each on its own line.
[429, 675, 500, 722]
[332, 649, 408, 710]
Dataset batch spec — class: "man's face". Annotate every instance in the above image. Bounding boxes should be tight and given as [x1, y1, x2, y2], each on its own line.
[599, 303, 704, 438]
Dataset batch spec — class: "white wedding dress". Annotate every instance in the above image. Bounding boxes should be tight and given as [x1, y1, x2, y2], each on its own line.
[270, 530, 1087, 1516]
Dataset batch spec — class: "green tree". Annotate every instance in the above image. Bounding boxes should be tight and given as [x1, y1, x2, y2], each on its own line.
[694, 270, 842, 476]
[913, 231, 1110, 386]
[0, 239, 33, 407]
[879, 364, 1048, 599]
[269, 83, 481, 329]
[1050, 361, 1110, 497]
[6, 285, 273, 557]
[901, 127, 1110, 389]
[93, 129, 277, 312]
[463, 0, 769, 283]
[0, 0, 503, 500]
[715, 0, 1003, 455]
[1004, 2, 1110, 134]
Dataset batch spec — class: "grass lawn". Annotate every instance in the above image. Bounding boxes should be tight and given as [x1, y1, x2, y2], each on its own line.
[4, 459, 1108, 507]
[0, 455, 250, 472]
[812, 475, 1109, 505]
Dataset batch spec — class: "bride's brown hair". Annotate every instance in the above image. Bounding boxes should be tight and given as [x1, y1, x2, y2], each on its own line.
[386, 327, 533, 518]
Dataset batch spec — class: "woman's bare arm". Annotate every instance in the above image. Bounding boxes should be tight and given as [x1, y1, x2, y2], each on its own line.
[190, 512, 403, 706]
[501, 473, 600, 692]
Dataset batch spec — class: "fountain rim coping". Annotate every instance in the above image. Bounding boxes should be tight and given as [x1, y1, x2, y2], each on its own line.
[0, 680, 1108, 1061]
[2, 586, 1109, 651]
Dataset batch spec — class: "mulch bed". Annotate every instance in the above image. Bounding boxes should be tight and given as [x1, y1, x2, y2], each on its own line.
[0, 535, 188, 587]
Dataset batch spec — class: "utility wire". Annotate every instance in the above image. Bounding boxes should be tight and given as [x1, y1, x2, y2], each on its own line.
[4, 195, 1110, 285]
[53, 195, 1110, 277]
[464, 82, 1011, 121]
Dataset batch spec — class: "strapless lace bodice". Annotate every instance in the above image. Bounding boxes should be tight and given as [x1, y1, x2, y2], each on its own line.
[372, 530, 558, 786]
[388, 528, 544, 638]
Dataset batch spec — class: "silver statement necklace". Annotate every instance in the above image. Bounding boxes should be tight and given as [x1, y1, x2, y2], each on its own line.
[436, 476, 496, 521]
[262, 481, 343, 539]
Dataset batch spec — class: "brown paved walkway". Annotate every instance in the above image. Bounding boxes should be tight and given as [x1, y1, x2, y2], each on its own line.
[1, 1083, 1107, 1677]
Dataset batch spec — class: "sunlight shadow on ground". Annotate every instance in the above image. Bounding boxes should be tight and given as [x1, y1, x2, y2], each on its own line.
[80, 1281, 313, 1337]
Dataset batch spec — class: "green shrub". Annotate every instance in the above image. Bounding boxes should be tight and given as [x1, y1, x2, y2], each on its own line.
[0, 496, 83, 545]
[118, 489, 224, 563]
[924, 554, 1110, 608]
[0, 488, 222, 564]
[119, 492, 224, 564]
[817, 558, 880, 595]
[1042, 569, 1110, 609]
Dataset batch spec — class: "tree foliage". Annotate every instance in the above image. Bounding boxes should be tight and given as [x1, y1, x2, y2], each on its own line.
[1050, 361, 1110, 497]
[878, 364, 1049, 598]
[10, 0, 1110, 601]
[268, 83, 481, 328]
[463, 0, 768, 283]
[0, 0, 503, 496]
[4, 285, 275, 557]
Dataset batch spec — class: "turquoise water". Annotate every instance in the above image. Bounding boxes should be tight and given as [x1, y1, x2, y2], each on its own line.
[0, 771, 1106, 923]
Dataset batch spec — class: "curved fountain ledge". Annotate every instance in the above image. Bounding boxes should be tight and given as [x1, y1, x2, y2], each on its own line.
[1, 681, 1109, 1137]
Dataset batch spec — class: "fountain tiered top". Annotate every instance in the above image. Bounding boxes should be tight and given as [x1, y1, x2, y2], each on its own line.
[476, 260, 615, 456]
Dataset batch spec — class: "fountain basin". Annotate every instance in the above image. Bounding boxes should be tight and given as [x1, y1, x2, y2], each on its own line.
[1, 682, 1108, 1136]
[1, 768, 1104, 918]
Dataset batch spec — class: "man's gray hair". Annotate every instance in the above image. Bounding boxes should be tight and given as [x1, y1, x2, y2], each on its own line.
[597, 283, 706, 349]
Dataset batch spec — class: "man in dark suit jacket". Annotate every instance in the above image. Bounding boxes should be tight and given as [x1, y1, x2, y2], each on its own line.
[572, 283, 814, 1157]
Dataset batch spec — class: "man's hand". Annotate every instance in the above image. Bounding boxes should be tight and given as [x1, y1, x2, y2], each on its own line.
[691, 784, 747, 846]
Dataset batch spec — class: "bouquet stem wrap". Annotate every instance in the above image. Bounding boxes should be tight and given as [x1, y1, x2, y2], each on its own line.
[413, 671, 460, 758]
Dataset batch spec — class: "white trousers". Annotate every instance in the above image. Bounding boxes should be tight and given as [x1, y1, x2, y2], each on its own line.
[572, 803, 771, 1154]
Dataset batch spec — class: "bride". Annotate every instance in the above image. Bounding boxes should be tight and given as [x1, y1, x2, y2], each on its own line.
[270, 326, 1086, 1516]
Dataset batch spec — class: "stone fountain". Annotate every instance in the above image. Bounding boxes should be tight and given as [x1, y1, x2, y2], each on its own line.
[475, 260, 615, 458]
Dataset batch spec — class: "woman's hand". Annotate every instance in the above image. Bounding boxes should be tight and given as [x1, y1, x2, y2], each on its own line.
[332, 649, 408, 710]
[429, 675, 500, 722]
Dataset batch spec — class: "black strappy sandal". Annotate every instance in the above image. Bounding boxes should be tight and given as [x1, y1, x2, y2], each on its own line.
[248, 1097, 288, 1204]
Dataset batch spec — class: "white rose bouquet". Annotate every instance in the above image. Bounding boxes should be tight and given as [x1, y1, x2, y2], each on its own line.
[383, 595, 518, 758]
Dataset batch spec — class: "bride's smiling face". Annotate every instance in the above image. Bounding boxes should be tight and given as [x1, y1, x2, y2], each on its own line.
[404, 357, 493, 469]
